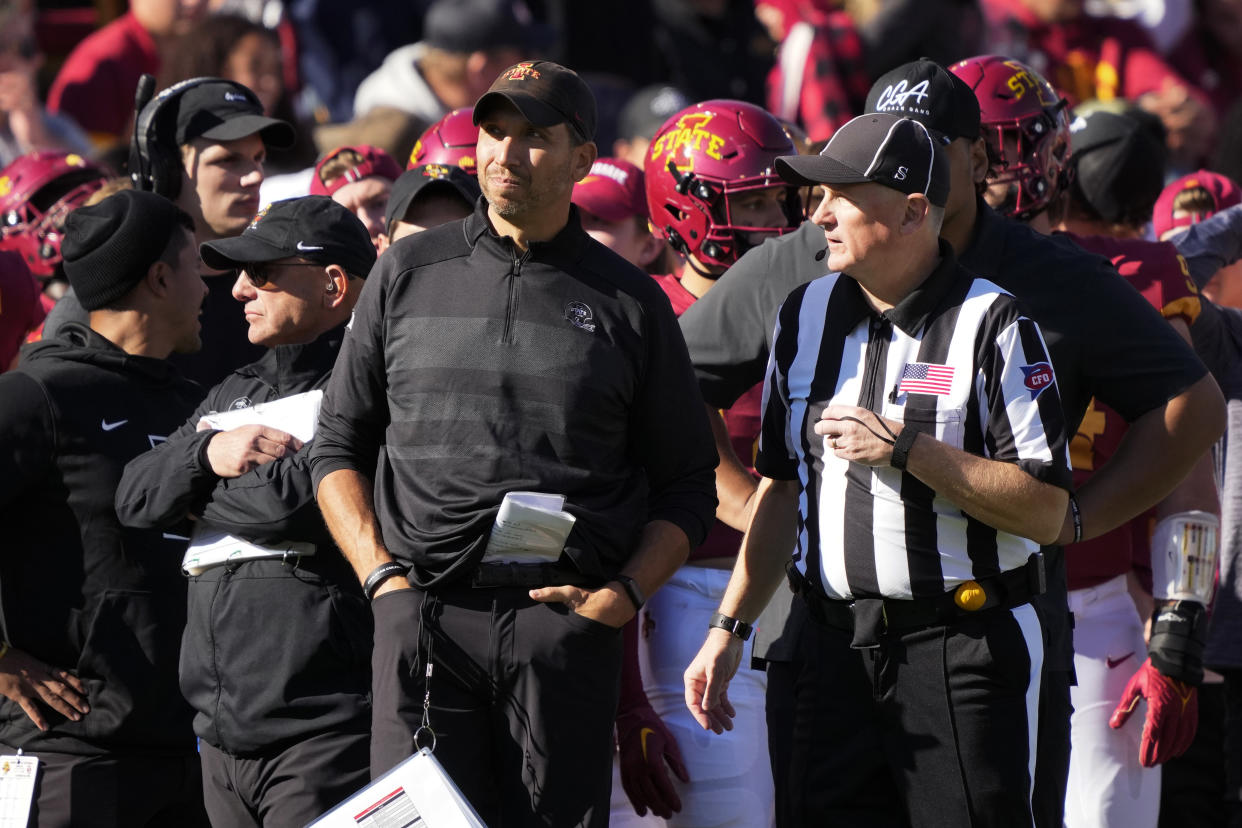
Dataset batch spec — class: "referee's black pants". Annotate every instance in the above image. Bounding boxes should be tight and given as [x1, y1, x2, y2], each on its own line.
[370, 584, 623, 827]
[788, 602, 1048, 828]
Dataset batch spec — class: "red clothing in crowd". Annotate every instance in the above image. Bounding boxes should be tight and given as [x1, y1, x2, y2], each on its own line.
[1060, 234, 1200, 590]
[652, 271, 763, 562]
[980, 0, 1198, 105]
[48, 12, 159, 145]
[0, 251, 44, 371]
[766, 10, 871, 143]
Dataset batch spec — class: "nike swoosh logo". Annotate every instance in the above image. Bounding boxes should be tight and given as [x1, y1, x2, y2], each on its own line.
[1106, 652, 1135, 669]
[639, 727, 655, 761]
[296, 241, 324, 252]
[101, 419, 129, 431]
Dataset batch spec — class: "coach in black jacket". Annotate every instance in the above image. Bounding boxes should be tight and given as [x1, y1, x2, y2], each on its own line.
[115, 197, 376, 827]
[0, 191, 208, 826]
[311, 62, 718, 826]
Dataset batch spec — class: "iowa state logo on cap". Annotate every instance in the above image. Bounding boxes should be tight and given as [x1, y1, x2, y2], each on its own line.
[506, 62, 541, 81]
[423, 164, 449, 179]
[1021, 362, 1054, 400]
[247, 205, 269, 230]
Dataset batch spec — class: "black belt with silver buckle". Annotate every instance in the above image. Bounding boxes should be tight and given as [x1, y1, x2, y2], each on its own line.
[786, 553, 1047, 646]
[470, 562, 604, 590]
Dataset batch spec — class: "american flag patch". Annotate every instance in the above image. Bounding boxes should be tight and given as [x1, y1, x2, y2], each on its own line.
[898, 362, 955, 395]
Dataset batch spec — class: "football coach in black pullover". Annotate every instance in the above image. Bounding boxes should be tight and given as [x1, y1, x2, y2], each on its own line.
[310, 60, 718, 826]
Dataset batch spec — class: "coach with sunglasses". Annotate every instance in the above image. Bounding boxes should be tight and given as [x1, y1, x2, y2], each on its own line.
[116, 196, 376, 826]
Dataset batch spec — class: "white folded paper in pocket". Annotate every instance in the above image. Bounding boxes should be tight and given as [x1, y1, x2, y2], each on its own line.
[480, 492, 576, 565]
[181, 526, 315, 576]
[198, 389, 323, 442]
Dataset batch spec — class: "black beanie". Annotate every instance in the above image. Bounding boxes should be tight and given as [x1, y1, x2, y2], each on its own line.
[62, 189, 188, 311]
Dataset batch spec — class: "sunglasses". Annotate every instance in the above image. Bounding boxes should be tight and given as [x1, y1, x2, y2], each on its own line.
[241, 260, 322, 289]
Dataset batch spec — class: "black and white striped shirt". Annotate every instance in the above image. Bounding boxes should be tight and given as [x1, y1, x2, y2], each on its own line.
[756, 247, 1072, 600]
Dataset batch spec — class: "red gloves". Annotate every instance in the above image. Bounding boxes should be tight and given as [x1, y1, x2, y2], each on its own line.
[616, 702, 690, 818]
[1109, 657, 1198, 767]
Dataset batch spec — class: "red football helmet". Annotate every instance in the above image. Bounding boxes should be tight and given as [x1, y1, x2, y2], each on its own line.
[644, 99, 800, 270]
[408, 108, 479, 176]
[949, 55, 1072, 221]
[0, 151, 109, 278]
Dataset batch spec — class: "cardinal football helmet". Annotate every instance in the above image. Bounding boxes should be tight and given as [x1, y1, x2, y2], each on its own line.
[950, 55, 1072, 221]
[408, 108, 479, 176]
[0, 151, 109, 278]
[644, 99, 800, 269]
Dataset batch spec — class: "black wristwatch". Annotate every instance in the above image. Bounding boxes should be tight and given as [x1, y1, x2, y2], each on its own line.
[611, 574, 646, 611]
[709, 612, 753, 641]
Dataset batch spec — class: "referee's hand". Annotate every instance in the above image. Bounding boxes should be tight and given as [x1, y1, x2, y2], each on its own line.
[683, 629, 741, 734]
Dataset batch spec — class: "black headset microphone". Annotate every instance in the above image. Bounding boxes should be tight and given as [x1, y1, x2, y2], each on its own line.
[814, 246, 828, 261]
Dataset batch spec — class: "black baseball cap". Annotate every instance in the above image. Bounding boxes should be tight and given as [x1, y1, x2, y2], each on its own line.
[865, 59, 980, 143]
[386, 164, 481, 228]
[618, 84, 690, 141]
[175, 79, 295, 148]
[474, 60, 597, 142]
[776, 112, 950, 207]
[200, 195, 376, 278]
[1068, 109, 1166, 225]
[424, 0, 555, 54]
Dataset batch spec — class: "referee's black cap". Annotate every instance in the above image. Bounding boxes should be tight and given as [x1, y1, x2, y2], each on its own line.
[776, 113, 950, 207]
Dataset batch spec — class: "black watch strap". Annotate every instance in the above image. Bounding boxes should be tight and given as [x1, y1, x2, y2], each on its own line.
[890, 426, 919, 471]
[612, 574, 646, 610]
[709, 612, 753, 641]
[363, 561, 409, 600]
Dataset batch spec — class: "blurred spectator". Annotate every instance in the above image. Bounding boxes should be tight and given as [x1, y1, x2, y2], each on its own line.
[48, 0, 209, 148]
[353, 0, 553, 127]
[979, 0, 1217, 169]
[1154, 170, 1242, 305]
[285, 0, 426, 124]
[852, 0, 984, 83]
[311, 144, 402, 249]
[612, 84, 690, 168]
[1167, 0, 1242, 120]
[651, 0, 773, 104]
[157, 14, 316, 175]
[379, 162, 478, 251]
[757, 0, 870, 143]
[571, 157, 670, 273]
[1084, 0, 1193, 53]
[407, 107, 479, 173]
[0, 0, 93, 166]
[0, 249, 41, 369]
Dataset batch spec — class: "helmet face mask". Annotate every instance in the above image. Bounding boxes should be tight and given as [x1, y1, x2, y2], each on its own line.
[645, 99, 800, 270]
[950, 55, 1072, 222]
[0, 152, 108, 278]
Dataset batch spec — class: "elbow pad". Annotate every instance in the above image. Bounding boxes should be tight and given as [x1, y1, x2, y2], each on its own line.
[1150, 511, 1219, 603]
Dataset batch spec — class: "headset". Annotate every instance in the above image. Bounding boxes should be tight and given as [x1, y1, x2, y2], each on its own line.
[129, 75, 264, 200]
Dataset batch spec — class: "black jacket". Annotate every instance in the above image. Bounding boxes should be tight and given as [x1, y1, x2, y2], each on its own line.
[116, 326, 370, 755]
[310, 203, 719, 587]
[0, 323, 202, 755]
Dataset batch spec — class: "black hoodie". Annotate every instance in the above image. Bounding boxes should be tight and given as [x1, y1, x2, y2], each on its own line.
[0, 323, 203, 755]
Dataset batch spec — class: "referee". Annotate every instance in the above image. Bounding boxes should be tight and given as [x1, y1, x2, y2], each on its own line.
[684, 112, 1073, 826]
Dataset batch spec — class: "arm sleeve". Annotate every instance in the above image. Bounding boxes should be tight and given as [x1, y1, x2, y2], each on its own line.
[678, 240, 783, 409]
[754, 292, 800, 481]
[0, 373, 54, 508]
[1174, 202, 1242, 291]
[114, 399, 221, 529]
[631, 292, 719, 549]
[309, 259, 393, 491]
[980, 314, 1074, 491]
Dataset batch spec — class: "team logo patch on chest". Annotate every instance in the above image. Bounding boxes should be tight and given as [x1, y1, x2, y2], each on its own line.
[564, 300, 596, 333]
[229, 397, 253, 410]
[1021, 363, 1054, 400]
[898, 362, 955, 395]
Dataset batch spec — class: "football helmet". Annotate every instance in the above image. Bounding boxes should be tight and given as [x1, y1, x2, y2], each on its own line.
[644, 99, 800, 270]
[408, 108, 479, 176]
[0, 151, 109, 278]
[950, 55, 1072, 221]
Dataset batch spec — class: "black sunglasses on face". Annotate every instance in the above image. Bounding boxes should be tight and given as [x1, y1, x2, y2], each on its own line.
[241, 260, 322, 288]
